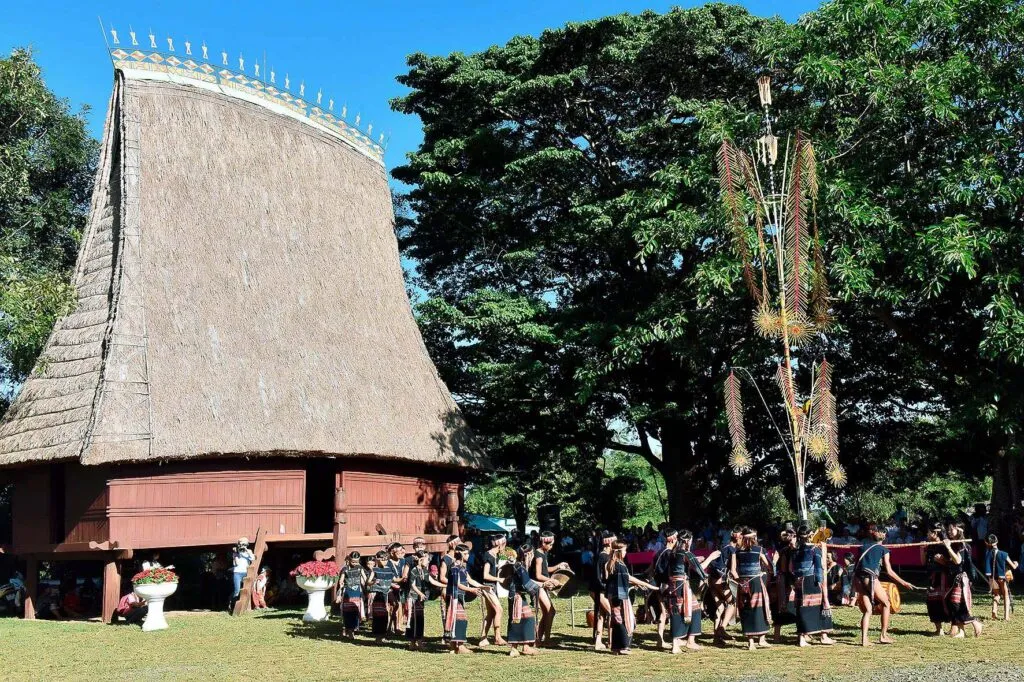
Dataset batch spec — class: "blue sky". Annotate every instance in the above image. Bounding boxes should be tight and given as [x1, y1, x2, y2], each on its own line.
[3, 0, 820, 176]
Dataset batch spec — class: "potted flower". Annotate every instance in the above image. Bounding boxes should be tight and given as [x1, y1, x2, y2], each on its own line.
[132, 567, 179, 632]
[291, 560, 340, 622]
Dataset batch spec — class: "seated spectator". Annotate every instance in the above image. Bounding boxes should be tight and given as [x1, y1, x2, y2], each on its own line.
[117, 591, 148, 624]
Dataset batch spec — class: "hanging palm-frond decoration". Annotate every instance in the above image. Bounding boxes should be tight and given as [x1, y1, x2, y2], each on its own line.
[717, 76, 843, 521]
[724, 371, 751, 474]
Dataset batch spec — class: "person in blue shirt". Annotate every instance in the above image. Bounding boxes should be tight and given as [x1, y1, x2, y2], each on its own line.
[854, 526, 918, 646]
[984, 534, 1018, 621]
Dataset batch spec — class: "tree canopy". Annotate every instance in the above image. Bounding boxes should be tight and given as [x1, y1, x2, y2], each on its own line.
[393, 0, 1019, 529]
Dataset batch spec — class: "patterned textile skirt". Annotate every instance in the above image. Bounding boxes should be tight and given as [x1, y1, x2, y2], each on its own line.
[770, 576, 797, 625]
[926, 573, 949, 624]
[736, 575, 771, 637]
[405, 598, 425, 640]
[794, 575, 832, 635]
[668, 576, 701, 639]
[370, 592, 389, 635]
[945, 573, 975, 626]
[507, 593, 537, 645]
[444, 596, 469, 643]
[610, 597, 635, 651]
[342, 594, 364, 631]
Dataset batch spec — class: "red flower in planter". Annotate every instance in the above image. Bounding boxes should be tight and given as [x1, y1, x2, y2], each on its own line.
[132, 568, 179, 585]
[290, 560, 341, 580]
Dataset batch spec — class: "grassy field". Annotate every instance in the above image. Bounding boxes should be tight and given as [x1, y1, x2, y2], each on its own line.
[2, 594, 1023, 681]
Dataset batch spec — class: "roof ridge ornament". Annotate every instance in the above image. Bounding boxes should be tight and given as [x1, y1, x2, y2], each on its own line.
[100, 21, 385, 166]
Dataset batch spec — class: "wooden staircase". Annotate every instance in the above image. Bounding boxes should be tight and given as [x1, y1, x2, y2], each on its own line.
[231, 527, 268, 616]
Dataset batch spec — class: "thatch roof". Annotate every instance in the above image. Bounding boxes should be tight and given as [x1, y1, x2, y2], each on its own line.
[0, 69, 481, 470]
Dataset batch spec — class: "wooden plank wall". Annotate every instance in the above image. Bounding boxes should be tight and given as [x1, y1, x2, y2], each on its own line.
[342, 470, 460, 539]
[64, 463, 109, 544]
[108, 468, 305, 546]
[11, 467, 51, 550]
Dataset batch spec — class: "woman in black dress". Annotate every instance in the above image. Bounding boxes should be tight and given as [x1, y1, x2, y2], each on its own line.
[943, 522, 983, 638]
[480, 533, 507, 647]
[791, 525, 835, 647]
[730, 528, 774, 651]
[604, 540, 658, 655]
[506, 543, 541, 657]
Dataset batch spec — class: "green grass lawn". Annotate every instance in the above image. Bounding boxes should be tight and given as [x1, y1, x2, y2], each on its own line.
[2, 594, 1022, 681]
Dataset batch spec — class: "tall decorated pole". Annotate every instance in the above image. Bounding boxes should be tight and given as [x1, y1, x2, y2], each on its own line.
[718, 76, 844, 522]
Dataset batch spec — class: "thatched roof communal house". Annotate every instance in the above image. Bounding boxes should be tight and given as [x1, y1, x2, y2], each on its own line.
[0, 39, 480, 621]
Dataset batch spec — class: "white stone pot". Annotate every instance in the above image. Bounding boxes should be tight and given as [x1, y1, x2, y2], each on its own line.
[296, 576, 335, 622]
[133, 581, 179, 632]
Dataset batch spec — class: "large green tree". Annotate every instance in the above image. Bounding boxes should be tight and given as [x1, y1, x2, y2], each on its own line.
[0, 49, 97, 411]
[393, 5, 803, 526]
[786, 0, 1023, 529]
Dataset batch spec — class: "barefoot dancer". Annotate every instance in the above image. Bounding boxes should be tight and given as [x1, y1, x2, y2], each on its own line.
[405, 550, 430, 650]
[590, 531, 615, 651]
[668, 530, 720, 654]
[943, 523, 982, 638]
[924, 523, 950, 636]
[480, 534, 508, 647]
[854, 526, 918, 646]
[368, 551, 395, 642]
[444, 545, 481, 654]
[506, 543, 541, 657]
[731, 527, 774, 651]
[532, 531, 569, 647]
[711, 526, 741, 646]
[386, 543, 405, 633]
[791, 524, 835, 647]
[984, 534, 1017, 621]
[337, 551, 367, 638]
[652, 529, 678, 649]
[605, 540, 658, 655]
[771, 526, 797, 643]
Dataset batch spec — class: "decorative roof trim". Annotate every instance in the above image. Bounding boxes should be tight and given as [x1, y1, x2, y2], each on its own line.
[107, 43, 386, 167]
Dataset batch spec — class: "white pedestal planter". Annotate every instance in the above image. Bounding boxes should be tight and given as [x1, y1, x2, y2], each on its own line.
[297, 576, 335, 622]
[134, 582, 179, 632]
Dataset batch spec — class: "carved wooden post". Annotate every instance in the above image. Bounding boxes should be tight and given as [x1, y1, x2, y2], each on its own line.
[23, 557, 38, 620]
[102, 558, 121, 624]
[445, 489, 460, 535]
[332, 486, 348, 604]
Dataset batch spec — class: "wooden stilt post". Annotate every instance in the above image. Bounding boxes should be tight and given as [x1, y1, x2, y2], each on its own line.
[23, 557, 38, 621]
[331, 486, 348, 608]
[102, 558, 121, 624]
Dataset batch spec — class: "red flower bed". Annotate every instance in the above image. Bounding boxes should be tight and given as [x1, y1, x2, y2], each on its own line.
[132, 568, 179, 585]
[290, 560, 341, 581]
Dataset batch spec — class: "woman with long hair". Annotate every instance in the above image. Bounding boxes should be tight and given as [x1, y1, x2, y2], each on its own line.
[923, 523, 950, 636]
[444, 545, 482, 654]
[771, 527, 797, 643]
[337, 551, 367, 638]
[589, 531, 616, 651]
[943, 522, 983, 638]
[506, 543, 541, 657]
[604, 540, 658, 655]
[730, 527, 774, 651]
[791, 525, 835, 647]
[480, 533, 508, 647]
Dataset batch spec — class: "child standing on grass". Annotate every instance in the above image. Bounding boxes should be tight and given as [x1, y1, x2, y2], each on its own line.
[985, 534, 1018, 621]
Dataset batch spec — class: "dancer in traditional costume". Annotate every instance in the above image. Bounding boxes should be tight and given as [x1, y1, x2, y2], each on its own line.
[405, 550, 433, 649]
[604, 540, 658, 655]
[480, 533, 508, 647]
[532, 531, 570, 647]
[668, 530, 719, 653]
[386, 543, 405, 633]
[854, 526, 918, 646]
[337, 551, 367, 637]
[923, 523, 950, 636]
[444, 544, 481, 654]
[369, 550, 397, 641]
[711, 526, 741, 646]
[791, 525, 835, 647]
[506, 543, 541, 657]
[652, 528, 677, 649]
[438, 534, 460, 643]
[942, 523, 982, 638]
[985, 534, 1018, 621]
[590, 530, 615, 651]
[730, 527, 774, 651]
[771, 525, 797, 643]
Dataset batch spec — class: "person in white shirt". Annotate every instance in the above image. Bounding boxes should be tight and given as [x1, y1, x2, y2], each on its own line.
[231, 538, 256, 608]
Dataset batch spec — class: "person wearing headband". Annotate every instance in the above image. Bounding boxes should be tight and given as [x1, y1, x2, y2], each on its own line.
[791, 524, 835, 647]
[443, 543, 481, 653]
[604, 540, 658, 654]
[480, 533, 508, 648]
[924, 523, 951, 636]
[940, 523, 981, 639]
[405, 550, 434, 650]
[337, 551, 367, 638]
[711, 526, 742, 646]
[438, 534, 461, 644]
[385, 543, 405, 633]
[730, 527, 774, 651]
[853, 525, 919, 646]
[985, 534, 1018, 621]
[531, 531, 569, 647]
[668, 530, 720, 653]
[505, 543, 541, 657]
[651, 528, 678, 650]
[368, 550, 397, 642]
[771, 526, 798, 643]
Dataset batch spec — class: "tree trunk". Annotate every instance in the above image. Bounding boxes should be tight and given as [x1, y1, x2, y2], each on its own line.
[660, 426, 702, 528]
[989, 437, 1020, 539]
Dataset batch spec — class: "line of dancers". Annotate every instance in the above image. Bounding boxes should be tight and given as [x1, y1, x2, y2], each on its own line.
[322, 520, 1009, 655]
